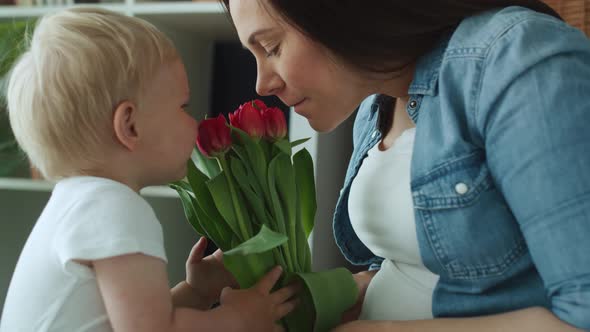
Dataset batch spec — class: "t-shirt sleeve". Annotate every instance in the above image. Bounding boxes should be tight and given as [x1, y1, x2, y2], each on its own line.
[54, 185, 167, 268]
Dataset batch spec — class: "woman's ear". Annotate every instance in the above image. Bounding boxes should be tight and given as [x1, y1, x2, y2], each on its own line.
[113, 100, 139, 151]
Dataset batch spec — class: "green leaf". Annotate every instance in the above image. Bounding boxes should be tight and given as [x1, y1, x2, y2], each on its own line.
[273, 139, 292, 156]
[259, 139, 273, 163]
[189, 194, 233, 251]
[224, 225, 288, 289]
[292, 268, 358, 332]
[224, 224, 287, 256]
[271, 153, 300, 271]
[0, 21, 30, 78]
[230, 156, 271, 229]
[231, 127, 269, 200]
[186, 161, 232, 235]
[0, 140, 17, 151]
[170, 184, 232, 251]
[169, 184, 206, 237]
[290, 137, 310, 149]
[0, 157, 23, 176]
[191, 147, 221, 179]
[297, 222, 312, 272]
[206, 171, 243, 242]
[267, 154, 294, 271]
[169, 180, 193, 194]
[231, 145, 249, 165]
[293, 148, 316, 239]
[223, 250, 277, 290]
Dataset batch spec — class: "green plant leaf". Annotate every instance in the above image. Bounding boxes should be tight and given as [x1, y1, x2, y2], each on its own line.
[293, 148, 316, 239]
[0, 140, 17, 151]
[281, 272, 315, 332]
[231, 144, 249, 165]
[169, 184, 207, 237]
[271, 153, 300, 271]
[191, 147, 220, 179]
[229, 156, 271, 229]
[224, 225, 288, 288]
[267, 154, 294, 271]
[206, 170, 244, 242]
[259, 138, 273, 162]
[273, 138, 291, 156]
[0, 156, 25, 177]
[293, 268, 358, 332]
[186, 161, 226, 224]
[290, 137, 310, 149]
[169, 180, 193, 194]
[223, 250, 277, 290]
[224, 224, 287, 256]
[231, 127, 269, 199]
[191, 195, 233, 251]
[297, 221, 312, 272]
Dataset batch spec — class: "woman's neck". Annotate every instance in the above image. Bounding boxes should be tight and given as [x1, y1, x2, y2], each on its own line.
[379, 96, 415, 151]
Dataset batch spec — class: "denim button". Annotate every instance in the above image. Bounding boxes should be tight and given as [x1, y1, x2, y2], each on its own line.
[371, 130, 379, 139]
[455, 182, 469, 195]
[408, 100, 418, 109]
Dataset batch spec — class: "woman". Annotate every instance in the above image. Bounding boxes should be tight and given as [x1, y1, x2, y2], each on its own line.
[221, 0, 590, 330]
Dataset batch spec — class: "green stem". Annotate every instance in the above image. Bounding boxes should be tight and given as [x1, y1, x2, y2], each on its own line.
[280, 241, 295, 273]
[272, 247, 287, 271]
[218, 156, 250, 241]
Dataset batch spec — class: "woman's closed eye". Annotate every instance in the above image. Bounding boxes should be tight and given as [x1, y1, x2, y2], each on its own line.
[264, 43, 281, 58]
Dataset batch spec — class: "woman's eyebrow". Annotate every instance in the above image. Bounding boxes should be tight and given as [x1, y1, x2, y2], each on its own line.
[247, 28, 275, 46]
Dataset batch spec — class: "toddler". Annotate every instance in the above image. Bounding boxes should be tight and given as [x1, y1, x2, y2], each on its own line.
[0, 7, 297, 332]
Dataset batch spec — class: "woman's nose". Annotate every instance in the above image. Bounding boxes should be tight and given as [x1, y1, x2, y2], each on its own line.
[255, 63, 284, 96]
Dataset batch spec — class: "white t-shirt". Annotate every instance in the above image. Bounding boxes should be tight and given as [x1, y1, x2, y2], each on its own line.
[348, 128, 439, 320]
[0, 176, 167, 332]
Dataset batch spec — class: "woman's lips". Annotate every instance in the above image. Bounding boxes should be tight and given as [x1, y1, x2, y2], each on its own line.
[292, 98, 307, 113]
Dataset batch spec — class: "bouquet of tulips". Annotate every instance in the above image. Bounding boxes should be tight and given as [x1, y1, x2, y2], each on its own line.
[170, 100, 357, 331]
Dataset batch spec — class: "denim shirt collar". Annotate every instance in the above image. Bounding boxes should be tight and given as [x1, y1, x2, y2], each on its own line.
[368, 34, 451, 120]
[407, 34, 451, 96]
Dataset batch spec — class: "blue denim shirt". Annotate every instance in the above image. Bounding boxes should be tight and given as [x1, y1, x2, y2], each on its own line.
[333, 6, 590, 329]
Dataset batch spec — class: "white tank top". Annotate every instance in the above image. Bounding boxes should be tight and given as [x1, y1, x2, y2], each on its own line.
[348, 127, 439, 320]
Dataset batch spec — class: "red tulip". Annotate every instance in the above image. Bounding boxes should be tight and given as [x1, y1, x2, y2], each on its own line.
[262, 107, 287, 140]
[196, 114, 232, 158]
[252, 99, 267, 111]
[229, 100, 266, 139]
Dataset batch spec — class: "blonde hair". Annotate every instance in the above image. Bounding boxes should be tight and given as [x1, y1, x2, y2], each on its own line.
[7, 7, 178, 179]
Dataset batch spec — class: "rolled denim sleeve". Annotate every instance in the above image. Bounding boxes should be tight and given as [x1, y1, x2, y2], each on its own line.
[477, 18, 590, 329]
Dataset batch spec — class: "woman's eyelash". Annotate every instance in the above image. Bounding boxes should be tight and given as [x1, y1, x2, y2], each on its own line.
[265, 43, 281, 58]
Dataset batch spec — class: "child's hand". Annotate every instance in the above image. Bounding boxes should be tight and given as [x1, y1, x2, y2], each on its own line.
[220, 266, 300, 332]
[185, 237, 238, 306]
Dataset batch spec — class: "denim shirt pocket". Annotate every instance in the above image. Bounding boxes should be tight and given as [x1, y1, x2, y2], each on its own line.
[412, 152, 527, 280]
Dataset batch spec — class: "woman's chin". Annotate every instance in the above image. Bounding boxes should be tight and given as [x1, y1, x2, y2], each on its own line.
[308, 118, 339, 133]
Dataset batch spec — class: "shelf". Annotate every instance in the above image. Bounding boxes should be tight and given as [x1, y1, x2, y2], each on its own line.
[0, 3, 129, 22]
[0, 2, 236, 39]
[133, 2, 235, 39]
[0, 177, 180, 198]
[0, 177, 53, 192]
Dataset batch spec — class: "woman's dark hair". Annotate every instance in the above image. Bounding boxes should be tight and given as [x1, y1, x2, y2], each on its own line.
[221, 0, 560, 134]
[221, 0, 560, 74]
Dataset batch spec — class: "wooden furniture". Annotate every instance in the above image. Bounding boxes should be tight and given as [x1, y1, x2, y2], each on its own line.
[544, 0, 590, 36]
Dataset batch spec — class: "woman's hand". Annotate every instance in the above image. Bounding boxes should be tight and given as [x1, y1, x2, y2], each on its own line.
[185, 237, 238, 307]
[340, 269, 378, 323]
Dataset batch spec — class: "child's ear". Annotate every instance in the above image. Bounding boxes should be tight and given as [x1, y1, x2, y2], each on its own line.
[112, 101, 139, 151]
